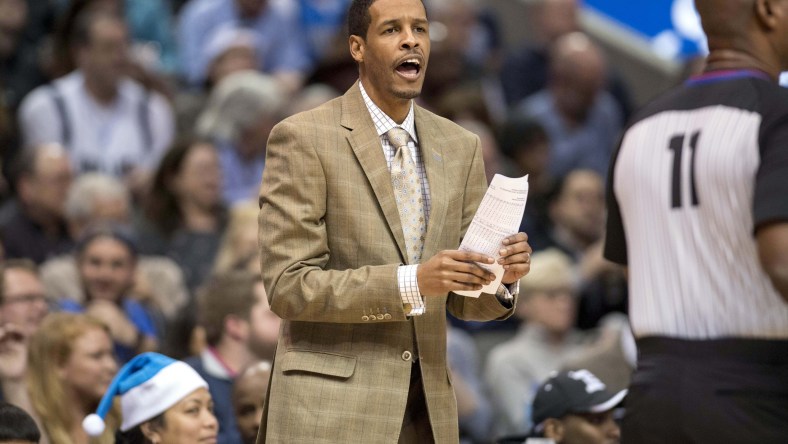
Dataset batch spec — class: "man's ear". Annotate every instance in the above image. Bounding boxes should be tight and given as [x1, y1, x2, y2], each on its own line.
[755, 0, 782, 30]
[349, 35, 365, 63]
[225, 314, 250, 341]
[543, 418, 565, 441]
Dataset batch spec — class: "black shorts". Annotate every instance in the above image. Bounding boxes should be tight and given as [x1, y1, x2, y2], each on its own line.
[622, 336, 788, 444]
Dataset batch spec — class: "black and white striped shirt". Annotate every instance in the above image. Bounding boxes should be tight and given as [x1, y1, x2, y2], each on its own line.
[604, 70, 788, 339]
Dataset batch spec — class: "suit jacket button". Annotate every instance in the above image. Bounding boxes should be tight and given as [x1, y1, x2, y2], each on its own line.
[383, 313, 392, 320]
[376, 314, 384, 320]
[401, 351, 412, 361]
[362, 315, 369, 321]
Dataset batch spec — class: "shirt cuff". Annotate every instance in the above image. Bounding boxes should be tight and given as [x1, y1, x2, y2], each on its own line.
[495, 280, 518, 303]
[398, 265, 425, 316]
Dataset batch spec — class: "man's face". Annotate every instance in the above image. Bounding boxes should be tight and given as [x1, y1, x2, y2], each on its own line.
[555, 410, 621, 444]
[0, 268, 48, 337]
[521, 287, 576, 335]
[78, 237, 136, 302]
[233, 369, 269, 444]
[351, 0, 430, 104]
[246, 282, 281, 360]
[26, 147, 72, 218]
[552, 170, 605, 245]
[235, 0, 267, 17]
[77, 17, 128, 88]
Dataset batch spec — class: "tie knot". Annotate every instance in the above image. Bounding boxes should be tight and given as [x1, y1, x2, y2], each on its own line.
[386, 127, 410, 148]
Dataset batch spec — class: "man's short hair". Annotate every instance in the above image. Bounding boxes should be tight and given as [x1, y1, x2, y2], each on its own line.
[198, 271, 262, 346]
[64, 173, 130, 223]
[0, 401, 41, 442]
[347, 0, 424, 38]
[0, 259, 39, 304]
[71, 8, 124, 48]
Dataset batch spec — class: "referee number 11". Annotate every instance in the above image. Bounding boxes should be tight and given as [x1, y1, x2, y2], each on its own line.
[668, 130, 701, 209]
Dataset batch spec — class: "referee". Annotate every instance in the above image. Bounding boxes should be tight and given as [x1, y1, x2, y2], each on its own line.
[604, 1, 788, 443]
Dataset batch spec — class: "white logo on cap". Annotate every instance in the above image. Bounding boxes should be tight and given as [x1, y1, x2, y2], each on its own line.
[568, 369, 606, 394]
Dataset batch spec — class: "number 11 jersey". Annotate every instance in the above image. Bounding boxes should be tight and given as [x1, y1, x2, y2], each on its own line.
[604, 70, 788, 340]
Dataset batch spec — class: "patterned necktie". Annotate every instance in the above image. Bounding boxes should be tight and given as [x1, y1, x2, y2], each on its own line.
[386, 127, 426, 264]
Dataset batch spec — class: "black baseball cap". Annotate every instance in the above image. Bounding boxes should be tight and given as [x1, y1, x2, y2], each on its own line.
[531, 369, 627, 429]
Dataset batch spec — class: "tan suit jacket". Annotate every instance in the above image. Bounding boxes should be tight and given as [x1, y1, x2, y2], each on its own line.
[257, 83, 516, 443]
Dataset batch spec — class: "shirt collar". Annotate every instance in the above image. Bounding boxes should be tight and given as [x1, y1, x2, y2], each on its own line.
[359, 81, 418, 143]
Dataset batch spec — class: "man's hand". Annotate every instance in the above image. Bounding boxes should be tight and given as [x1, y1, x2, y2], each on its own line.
[86, 300, 139, 347]
[417, 250, 496, 296]
[0, 324, 28, 382]
[498, 232, 533, 285]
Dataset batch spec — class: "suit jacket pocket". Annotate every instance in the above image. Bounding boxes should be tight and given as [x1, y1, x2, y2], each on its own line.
[280, 349, 357, 379]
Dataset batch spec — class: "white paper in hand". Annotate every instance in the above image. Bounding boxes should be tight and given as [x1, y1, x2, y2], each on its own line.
[455, 174, 529, 297]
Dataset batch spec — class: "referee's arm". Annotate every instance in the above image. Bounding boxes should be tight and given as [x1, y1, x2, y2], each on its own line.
[757, 223, 788, 303]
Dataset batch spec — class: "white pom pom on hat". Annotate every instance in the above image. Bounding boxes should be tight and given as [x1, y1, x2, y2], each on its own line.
[82, 413, 105, 436]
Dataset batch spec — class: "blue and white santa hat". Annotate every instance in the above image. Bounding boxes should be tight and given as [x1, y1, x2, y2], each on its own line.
[83, 352, 208, 436]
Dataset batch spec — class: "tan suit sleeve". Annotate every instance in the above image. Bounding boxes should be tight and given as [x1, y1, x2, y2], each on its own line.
[446, 134, 518, 321]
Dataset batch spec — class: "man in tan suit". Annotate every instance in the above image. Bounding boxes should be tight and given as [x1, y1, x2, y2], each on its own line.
[257, 0, 533, 442]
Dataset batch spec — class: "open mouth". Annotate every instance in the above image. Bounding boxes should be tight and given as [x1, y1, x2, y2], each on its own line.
[395, 57, 422, 79]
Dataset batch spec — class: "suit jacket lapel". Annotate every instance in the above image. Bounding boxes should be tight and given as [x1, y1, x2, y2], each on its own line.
[341, 83, 408, 261]
[414, 106, 448, 261]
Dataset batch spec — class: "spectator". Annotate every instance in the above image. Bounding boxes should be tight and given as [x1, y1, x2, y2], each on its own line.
[0, 260, 48, 339]
[196, 71, 285, 204]
[498, 116, 554, 250]
[0, 0, 46, 113]
[63, 172, 131, 240]
[546, 170, 627, 329]
[82, 352, 218, 444]
[448, 325, 494, 444]
[26, 313, 119, 444]
[516, 32, 623, 179]
[231, 360, 271, 444]
[59, 225, 159, 363]
[212, 200, 260, 274]
[0, 401, 41, 444]
[486, 249, 590, 436]
[284, 82, 340, 116]
[0, 323, 27, 413]
[563, 314, 636, 394]
[498, 369, 625, 444]
[0, 261, 47, 413]
[291, 0, 351, 64]
[457, 118, 513, 184]
[177, 0, 312, 91]
[499, 0, 632, 118]
[49, 0, 178, 77]
[202, 27, 259, 88]
[17, 9, 175, 186]
[136, 137, 226, 293]
[0, 143, 73, 264]
[186, 270, 280, 444]
[39, 173, 189, 327]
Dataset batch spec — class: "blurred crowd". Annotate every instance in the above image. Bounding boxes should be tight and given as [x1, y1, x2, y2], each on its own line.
[0, 0, 655, 442]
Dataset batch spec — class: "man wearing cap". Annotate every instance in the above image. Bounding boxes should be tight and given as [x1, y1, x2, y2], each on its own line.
[499, 369, 624, 444]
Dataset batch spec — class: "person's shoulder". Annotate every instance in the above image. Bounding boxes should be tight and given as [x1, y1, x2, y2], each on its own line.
[183, 354, 206, 372]
[752, 80, 788, 115]
[179, 0, 222, 20]
[415, 106, 479, 141]
[275, 95, 343, 130]
[515, 90, 552, 116]
[17, 80, 61, 118]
